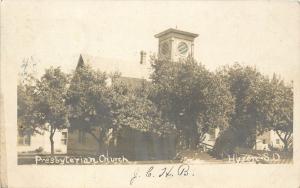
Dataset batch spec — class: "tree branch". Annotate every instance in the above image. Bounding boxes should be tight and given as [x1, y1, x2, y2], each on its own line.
[88, 130, 101, 143]
[283, 132, 288, 142]
[275, 130, 285, 142]
[286, 132, 292, 141]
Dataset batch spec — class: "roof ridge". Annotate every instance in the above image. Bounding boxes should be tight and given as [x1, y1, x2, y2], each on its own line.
[75, 53, 151, 79]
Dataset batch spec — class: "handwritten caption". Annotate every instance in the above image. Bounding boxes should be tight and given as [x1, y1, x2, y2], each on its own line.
[130, 164, 194, 185]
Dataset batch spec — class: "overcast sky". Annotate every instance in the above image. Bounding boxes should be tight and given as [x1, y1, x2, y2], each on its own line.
[2, 1, 299, 81]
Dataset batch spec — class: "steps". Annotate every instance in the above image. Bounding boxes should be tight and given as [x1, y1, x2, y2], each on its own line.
[179, 150, 225, 164]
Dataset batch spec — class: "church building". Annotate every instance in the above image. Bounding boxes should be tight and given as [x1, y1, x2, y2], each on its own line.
[66, 28, 281, 160]
[66, 28, 201, 159]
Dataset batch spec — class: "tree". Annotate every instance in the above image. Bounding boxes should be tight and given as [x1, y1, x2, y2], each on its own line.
[150, 57, 234, 149]
[18, 66, 69, 155]
[110, 77, 175, 138]
[255, 74, 293, 151]
[67, 65, 112, 152]
[34, 67, 70, 154]
[109, 75, 176, 160]
[67, 64, 174, 153]
[216, 63, 266, 148]
[18, 57, 40, 136]
[216, 64, 293, 152]
[18, 79, 40, 137]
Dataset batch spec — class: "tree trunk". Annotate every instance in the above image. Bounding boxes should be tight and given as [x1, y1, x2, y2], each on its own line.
[89, 128, 107, 154]
[99, 128, 107, 153]
[49, 127, 56, 155]
[275, 130, 291, 152]
[50, 135, 54, 155]
[97, 141, 102, 154]
[190, 132, 198, 150]
[283, 141, 289, 152]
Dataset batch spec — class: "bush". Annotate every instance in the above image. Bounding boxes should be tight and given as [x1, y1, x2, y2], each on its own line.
[35, 147, 44, 153]
[211, 127, 242, 159]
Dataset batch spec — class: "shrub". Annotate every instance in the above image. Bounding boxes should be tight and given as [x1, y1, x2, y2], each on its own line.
[35, 147, 44, 153]
[211, 127, 241, 159]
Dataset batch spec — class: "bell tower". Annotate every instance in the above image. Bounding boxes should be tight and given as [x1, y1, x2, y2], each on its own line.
[155, 28, 198, 62]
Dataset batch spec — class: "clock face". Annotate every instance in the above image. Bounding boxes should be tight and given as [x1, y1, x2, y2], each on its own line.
[160, 42, 170, 56]
[177, 42, 189, 56]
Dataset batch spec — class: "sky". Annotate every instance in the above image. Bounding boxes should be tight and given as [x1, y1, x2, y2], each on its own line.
[2, 1, 300, 81]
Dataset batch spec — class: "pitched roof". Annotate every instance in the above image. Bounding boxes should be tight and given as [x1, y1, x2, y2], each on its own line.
[76, 54, 151, 79]
[154, 28, 199, 38]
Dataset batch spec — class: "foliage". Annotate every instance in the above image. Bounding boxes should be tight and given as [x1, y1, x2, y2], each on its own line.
[216, 63, 265, 148]
[18, 56, 293, 156]
[18, 58, 40, 135]
[150, 57, 234, 149]
[67, 65, 174, 152]
[18, 66, 70, 154]
[35, 67, 70, 129]
[35, 67, 70, 154]
[211, 126, 240, 158]
[66, 64, 112, 150]
[18, 80, 40, 135]
[216, 64, 293, 152]
[110, 77, 175, 137]
[254, 74, 293, 151]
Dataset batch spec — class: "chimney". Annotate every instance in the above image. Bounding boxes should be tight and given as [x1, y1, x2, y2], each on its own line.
[140, 51, 147, 64]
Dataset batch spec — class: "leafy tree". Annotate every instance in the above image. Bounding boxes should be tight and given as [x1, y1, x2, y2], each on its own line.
[34, 67, 70, 154]
[109, 75, 176, 159]
[255, 74, 293, 151]
[18, 67, 69, 155]
[216, 63, 265, 148]
[18, 57, 40, 136]
[150, 57, 234, 149]
[18, 80, 40, 136]
[67, 65, 112, 152]
[216, 64, 293, 152]
[67, 64, 175, 153]
[110, 77, 175, 138]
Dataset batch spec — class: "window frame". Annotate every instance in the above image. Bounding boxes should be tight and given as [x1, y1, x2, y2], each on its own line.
[18, 134, 31, 146]
[61, 132, 68, 145]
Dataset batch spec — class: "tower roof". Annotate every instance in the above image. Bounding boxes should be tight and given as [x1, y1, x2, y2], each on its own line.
[154, 28, 199, 38]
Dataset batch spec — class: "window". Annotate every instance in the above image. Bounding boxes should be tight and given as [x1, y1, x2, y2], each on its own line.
[160, 42, 170, 56]
[262, 139, 266, 144]
[78, 130, 86, 144]
[177, 42, 189, 56]
[18, 134, 31, 146]
[61, 132, 68, 145]
[276, 139, 280, 144]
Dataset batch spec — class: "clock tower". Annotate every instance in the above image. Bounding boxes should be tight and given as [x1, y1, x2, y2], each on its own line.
[155, 28, 198, 62]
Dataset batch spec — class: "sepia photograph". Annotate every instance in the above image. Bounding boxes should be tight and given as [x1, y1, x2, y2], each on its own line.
[17, 27, 293, 165]
[1, 1, 300, 188]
